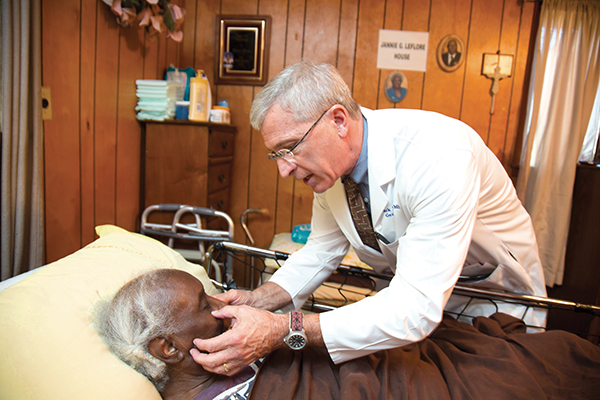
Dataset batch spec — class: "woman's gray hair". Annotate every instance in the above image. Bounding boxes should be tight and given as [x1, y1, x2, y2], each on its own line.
[249, 60, 361, 130]
[93, 269, 177, 391]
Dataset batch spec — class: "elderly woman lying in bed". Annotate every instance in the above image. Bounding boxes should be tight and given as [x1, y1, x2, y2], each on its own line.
[95, 269, 600, 400]
[94, 269, 260, 400]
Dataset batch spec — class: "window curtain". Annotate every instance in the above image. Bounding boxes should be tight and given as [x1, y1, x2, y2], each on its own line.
[578, 78, 600, 163]
[516, 0, 600, 287]
[0, 0, 44, 281]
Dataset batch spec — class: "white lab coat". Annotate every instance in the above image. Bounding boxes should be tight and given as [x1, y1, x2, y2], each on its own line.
[269, 108, 546, 364]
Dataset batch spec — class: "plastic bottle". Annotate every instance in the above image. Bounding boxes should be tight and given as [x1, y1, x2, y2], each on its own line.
[188, 70, 211, 121]
[210, 99, 231, 124]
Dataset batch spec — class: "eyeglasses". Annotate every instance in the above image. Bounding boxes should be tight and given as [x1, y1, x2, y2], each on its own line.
[267, 108, 329, 161]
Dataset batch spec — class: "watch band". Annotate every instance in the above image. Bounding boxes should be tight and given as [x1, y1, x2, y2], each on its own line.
[290, 310, 303, 331]
[284, 311, 307, 350]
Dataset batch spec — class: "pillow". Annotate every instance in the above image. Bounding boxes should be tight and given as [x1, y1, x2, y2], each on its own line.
[0, 225, 217, 400]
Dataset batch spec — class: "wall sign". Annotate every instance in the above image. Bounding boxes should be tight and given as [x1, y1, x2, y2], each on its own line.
[377, 30, 429, 72]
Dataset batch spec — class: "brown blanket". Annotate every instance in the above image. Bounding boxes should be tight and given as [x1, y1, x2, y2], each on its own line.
[250, 313, 600, 399]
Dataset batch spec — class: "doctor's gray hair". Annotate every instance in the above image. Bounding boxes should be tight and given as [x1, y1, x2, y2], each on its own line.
[250, 61, 361, 130]
[93, 269, 177, 391]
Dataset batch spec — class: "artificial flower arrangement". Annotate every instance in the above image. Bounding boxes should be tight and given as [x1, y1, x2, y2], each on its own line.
[102, 0, 185, 42]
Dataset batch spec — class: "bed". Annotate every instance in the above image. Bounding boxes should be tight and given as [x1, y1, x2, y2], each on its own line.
[1, 225, 599, 399]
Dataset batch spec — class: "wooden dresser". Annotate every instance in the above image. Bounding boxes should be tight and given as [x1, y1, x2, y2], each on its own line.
[141, 120, 235, 229]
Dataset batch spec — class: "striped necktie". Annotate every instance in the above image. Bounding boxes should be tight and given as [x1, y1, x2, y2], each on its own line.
[343, 178, 381, 252]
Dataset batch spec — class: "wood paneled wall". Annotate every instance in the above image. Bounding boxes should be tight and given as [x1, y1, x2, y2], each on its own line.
[41, 0, 539, 264]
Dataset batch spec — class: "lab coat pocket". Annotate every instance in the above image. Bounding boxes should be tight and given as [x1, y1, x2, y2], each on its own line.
[378, 237, 399, 273]
[460, 262, 498, 282]
[459, 262, 533, 294]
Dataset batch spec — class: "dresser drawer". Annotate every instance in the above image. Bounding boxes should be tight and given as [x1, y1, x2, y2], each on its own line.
[209, 130, 234, 157]
[208, 162, 231, 194]
[207, 187, 230, 212]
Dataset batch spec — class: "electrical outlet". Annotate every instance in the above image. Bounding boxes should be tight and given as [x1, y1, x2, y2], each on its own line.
[41, 87, 52, 120]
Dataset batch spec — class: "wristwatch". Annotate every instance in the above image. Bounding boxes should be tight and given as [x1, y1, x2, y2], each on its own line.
[283, 311, 307, 350]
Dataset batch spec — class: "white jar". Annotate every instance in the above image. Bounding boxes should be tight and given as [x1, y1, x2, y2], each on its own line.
[209, 106, 230, 124]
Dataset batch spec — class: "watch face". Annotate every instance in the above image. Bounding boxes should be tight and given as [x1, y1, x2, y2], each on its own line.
[287, 334, 307, 350]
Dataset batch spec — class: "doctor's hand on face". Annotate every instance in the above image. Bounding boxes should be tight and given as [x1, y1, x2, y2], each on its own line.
[190, 282, 294, 375]
[190, 304, 288, 376]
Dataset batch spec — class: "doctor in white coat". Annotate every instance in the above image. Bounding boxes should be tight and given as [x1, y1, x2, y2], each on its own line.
[191, 61, 546, 375]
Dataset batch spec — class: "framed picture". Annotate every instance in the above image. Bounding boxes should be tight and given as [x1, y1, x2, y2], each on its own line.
[215, 15, 271, 86]
[436, 34, 465, 73]
[384, 71, 408, 103]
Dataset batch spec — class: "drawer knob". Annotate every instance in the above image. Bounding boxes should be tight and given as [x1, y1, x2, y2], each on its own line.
[221, 141, 229, 149]
[217, 200, 225, 209]
[218, 173, 226, 183]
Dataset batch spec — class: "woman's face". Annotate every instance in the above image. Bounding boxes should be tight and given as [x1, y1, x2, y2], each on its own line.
[162, 271, 230, 351]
